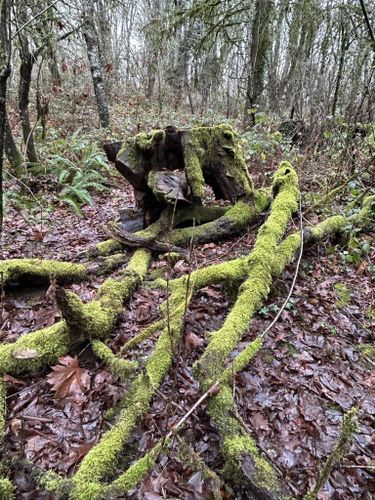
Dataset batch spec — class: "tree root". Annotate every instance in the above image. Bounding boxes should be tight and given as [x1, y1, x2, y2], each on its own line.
[91, 340, 138, 381]
[120, 319, 164, 353]
[305, 408, 358, 500]
[106, 223, 189, 256]
[93, 190, 270, 257]
[69, 279, 191, 499]
[0, 259, 87, 287]
[0, 249, 151, 376]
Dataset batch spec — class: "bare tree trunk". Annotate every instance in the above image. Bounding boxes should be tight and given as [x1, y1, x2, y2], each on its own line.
[18, 50, 38, 163]
[332, 23, 349, 117]
[0, 0, 11, 235]
[243, 0, 272, 127]
[4, 114, 22, 171]
[82, 0, 110, 128]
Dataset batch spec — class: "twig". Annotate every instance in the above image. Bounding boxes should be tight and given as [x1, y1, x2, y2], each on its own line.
[12, 0, 61, 39]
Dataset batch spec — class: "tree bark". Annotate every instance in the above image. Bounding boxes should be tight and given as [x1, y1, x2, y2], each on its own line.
[0, 0, 11, 236]
[243, 0, 272, 127]
[82, 0, 110, 128]
[4, 113, 23, 171]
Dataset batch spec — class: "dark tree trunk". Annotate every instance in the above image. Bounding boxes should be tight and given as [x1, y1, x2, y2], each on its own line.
[0, 0, 11, 235]
[18, 52, 38, 163]
[4, 113, 23, 171]
[243, 0, 272, 127]
[83, 0, 110, 128]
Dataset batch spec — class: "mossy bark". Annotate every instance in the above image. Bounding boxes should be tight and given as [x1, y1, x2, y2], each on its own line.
[0, 259, 87, 287]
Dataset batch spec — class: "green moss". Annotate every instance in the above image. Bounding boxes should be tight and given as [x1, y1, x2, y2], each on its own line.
[111, 441, 163, 493]
[0, 259, 87, 286]
[127, 249, 151, 276]
[0, 378, 5, 440]
[39, 471, 69, 497]
[195, 161, 299, 385]
[71, 373, 154, 494]
[334, 283, 351, 308]
[170, 190, 271, 247]
[184, 124, 253, 199]
[305, 408, 358, 500]
[358, 343, 375, 359]
[100, 253, 127, 274]
[350, 194, 375, 229]
[0, 322, 69, 375]
[0, 478, 14, 499]
[71, 269, 189, 495]
[206, 385, 280, 492]
[306, 215, 346, 242]
[120, 319, 164, 353]
[91, 340, 138, 381]
[0, 250, 152, 377]
[96, 239, 123, 256]
[225, 336, 264, 378]
[135, 129, 165, 151]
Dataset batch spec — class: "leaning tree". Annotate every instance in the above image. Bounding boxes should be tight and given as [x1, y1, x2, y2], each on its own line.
[0, 124, 373, 499]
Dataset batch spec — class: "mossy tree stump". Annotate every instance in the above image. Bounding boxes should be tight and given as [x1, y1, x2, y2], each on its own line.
[104, 124, 254, 228]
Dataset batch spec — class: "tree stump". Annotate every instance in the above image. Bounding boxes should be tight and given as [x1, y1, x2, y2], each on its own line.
[104, 124, 254, 228]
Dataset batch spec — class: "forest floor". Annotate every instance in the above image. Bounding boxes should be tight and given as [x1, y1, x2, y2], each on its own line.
[1, 164, 374, 499]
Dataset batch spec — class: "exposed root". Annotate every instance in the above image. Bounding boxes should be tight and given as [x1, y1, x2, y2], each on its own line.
[120, 319, 164, 353]
[176, 435, 222, 498]
[0, 249, 151, 376]
[304, 408, 358, 500]
[169, 190, 270, 247]
[91, 340, 138, 381]
[0, 259, 87, 287]
[69, 279, 191, 498]
[106, 223, 188, 256]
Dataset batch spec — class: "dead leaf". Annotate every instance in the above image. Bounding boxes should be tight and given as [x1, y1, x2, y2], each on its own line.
[185, 331, 204, 350]
[47, 356, 91, 402]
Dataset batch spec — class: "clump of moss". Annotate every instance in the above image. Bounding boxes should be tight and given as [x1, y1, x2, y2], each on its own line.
[111, 441, 163, 493]
[96, 239, 123, 256]
[358, 343, 375, 360]
[0, 259, 87, 286]
[0, 478, 14, 500]
[183, 124, 254, 200]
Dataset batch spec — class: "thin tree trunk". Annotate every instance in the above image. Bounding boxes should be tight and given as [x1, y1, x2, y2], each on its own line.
[243, 0, 272, 127]
[0, 0, 11, 236]
[332, 25, 348, 117]
[4, 114, 23, 171]
[83, 0, 110, 128]
[18, 51, 38, 163]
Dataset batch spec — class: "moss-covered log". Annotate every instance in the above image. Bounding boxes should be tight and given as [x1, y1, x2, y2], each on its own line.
[0, 259, 87, 287]
[0, 254, 129, 288]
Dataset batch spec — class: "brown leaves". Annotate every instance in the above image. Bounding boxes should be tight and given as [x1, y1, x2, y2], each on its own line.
[47, 356, 90, 402]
